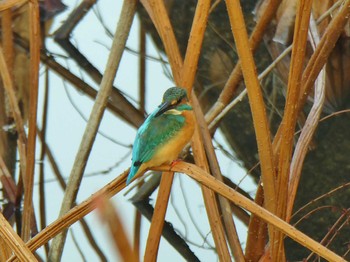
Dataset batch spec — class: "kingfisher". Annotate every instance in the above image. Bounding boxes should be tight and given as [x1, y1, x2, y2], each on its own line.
[126, 87, 195, 185]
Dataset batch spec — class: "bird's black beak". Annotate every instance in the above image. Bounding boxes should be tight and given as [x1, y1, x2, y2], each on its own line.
[155, 101, 172, 117]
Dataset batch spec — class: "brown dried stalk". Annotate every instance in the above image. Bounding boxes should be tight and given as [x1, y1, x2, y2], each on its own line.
[286, 15, 326, 221]
[182, 0, 242, 259]
[179, 0, 211, 89]
[0, 47, 27, 148]
[37, 127, 107, 260]
[163, 162, 345, 262]
[7, 170, 128, 262]
[139, 1, 185, 259]
[205, 0, 282, 124]
[0, 156, 17, 204]
[144, 172, 174, 261]
[38, 70, 49, 256]
[299, 0, 350, 106]
[224, 0, 277, 257]
[140, 0, 182, 82]
[140, 0, 233, 260]
[132, 20, 147, 261]
[8, 161, 346, 262]
[2, 9, 14, 72]
[22, 0, 41, 242]
[48, 0, 137, 260]
[245, 183, 267, 261]
[192, 94, 245, 261]
[0, 0, 26, 11]
[190, 127, 232, 261]
[225, 0, 276, 210]
[0, 212, 37, 261]
[274, 0, 313, 260]
[97, 199, 137, 262]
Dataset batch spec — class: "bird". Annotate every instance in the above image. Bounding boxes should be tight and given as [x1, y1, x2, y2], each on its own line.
[126, 87, 195, 185]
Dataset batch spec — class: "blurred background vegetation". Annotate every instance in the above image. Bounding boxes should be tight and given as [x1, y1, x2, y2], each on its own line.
[1, 0, 350, 261]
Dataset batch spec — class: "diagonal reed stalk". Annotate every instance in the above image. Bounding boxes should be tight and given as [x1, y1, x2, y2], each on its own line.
[140, 0, 235, 260]
[97, 199, 137, 262]
[8, 162, 346, 262]
[0, 0, 27, 11]
[0, 212, 37, 261]
[48, 1, 137, 260]
[192, 93, 245, 261]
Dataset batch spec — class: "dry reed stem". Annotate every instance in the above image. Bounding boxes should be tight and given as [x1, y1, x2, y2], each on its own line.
[0, 0, 27, 10]
[48, 0, 137, 260]
[0, 156, 17, 203]
[0, 237, 12, 262]
[272, 0, 350, 152]
[133, 20, 147, 261]
[212, 0, 347, 152]
[22, 0, 41, 242]
[139, 21, 146, 113]
[38, 70, 50, 256]
[299, 0, 350, 106]
[224, 0, 277, 253]
[8, 162, 346, 262]
[97, 199, 137, 262]
[179, 0, 211, 89]
[264, 3, 350, 246]
[133, 210, 142, 262]
[141, 0, 232, 260]
[274, 0, 313, 260]
[0, 48, 27, 146]
[205, 0, 282, 124]
[160, 162, 345, 262]
[137, 1, 190, 260]
[7, 171, 128, 261]
[140, 0, 182, 82]
[286, 15, 326, 221]
[182, 0, 241, 259]
[144, 172, 174, 261]
[192, 94, 245, 261]
[0, 45, 28, 207]
[191, 126, 231, 261]
[245, 183, 267, 261]
[2, 10, 14, 73]
[37, 127, 108, 260]
[0, 212, 37, 261]
[224, 0, 276, 209]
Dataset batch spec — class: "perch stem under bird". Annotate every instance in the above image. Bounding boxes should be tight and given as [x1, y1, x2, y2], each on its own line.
[126, 87, 195, 185]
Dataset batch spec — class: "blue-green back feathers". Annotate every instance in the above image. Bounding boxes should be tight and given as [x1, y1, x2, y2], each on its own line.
[127, 110, 186, 184]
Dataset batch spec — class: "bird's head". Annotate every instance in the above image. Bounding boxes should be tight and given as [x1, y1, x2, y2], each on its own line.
[155, 87, 192, 117]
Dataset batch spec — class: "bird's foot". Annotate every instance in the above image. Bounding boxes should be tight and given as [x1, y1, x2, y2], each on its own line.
[170, 158, 182, 168]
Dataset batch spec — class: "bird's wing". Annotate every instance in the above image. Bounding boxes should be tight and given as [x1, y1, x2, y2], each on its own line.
[132, 113, 185, 166]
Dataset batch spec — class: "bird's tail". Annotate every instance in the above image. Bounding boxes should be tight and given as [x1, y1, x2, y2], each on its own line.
[126, 164, 140, 185]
